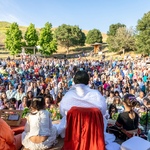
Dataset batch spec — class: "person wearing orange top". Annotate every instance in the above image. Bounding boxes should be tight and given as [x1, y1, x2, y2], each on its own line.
[45, 75, 52, 84]
[0, 118, 22, 150]
[29, 61, 34, 67]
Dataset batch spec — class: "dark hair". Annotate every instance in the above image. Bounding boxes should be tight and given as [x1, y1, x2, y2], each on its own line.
[30, 96, 45, 111]
[73, 71, 89, 85]
[27, 91, 34, 99]
[123, 94, 137, 108]
[113, 96, 121, 105]
[110, 91, 114, 95]
[9, 98, 17, 104]
[27, 100, 31, 108]
[44, 95, 54, 104]
[115, 91, 120, 96]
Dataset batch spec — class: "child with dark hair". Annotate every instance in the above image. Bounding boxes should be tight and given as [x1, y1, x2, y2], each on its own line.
[106, 91, 114, 107]
[22, 96, 57, 150]
[9, 97, 18, 109]
[114, 91, 120, 97]
[108, 94, 140, 140]
[109, 96, 123, 118]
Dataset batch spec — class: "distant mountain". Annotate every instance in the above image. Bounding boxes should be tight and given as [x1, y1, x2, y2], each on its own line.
[0, 21, 107, 45]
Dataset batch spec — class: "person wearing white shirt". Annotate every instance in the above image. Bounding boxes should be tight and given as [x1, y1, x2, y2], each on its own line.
[136, 91, 145, 105]
[57, 71, 120, 150]
[6, 84, 16, 100]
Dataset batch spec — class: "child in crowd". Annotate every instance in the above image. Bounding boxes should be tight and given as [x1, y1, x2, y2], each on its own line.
[109, 96, 123, 118]
[22, 96, 57, 150]
[106, 91, 114, 107]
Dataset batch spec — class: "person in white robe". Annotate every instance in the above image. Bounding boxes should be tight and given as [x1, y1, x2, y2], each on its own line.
[56, 70, 120, 150]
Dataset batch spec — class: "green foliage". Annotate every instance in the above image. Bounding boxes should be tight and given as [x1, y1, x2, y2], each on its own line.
[71, 25, 86, 46]
[38, 22, 57, 56]
[85, 29, 102, 44]
[107, 23, 126, 36]
[47, 107, 62, 121]
[22, 107, 30, 118]
[107, 23, 126, 51]
[107, 27, 136, 54]
[54, 24, 85, 53]
[136, 11, 150, 55]
[112, 113, 119, 120]
[24, 23, 38, 54]
[140, 112, 150, 126]
[5, 22, 23, 56]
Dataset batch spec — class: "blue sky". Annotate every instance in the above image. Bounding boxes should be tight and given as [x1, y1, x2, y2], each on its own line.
[0, 0, 149, 33]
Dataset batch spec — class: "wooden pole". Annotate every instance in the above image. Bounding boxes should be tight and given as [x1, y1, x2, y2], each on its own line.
[34, 47, 35, 56]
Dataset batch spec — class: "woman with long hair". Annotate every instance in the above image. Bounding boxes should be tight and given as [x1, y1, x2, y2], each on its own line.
[26, 91, 34, 101]
[109, 94, 139, 140]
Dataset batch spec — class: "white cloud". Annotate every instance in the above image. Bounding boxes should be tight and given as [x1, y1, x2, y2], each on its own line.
[0, 13, 27, 26]
[0, 0, 28, 26]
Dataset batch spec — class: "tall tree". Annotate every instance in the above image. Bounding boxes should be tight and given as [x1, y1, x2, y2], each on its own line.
[136, 11, 150, 55]
[107, 23, 126, 51]
[71, 25, 86, 46]
[54, 24, 85, 54]
[107, 23, 126, 36]
[109, 27, 136, 54]
[38, 22, 57, 56]
[5, 22, 22, 56]
[24, 23, 38, 54]
[86, 29, 102, 44]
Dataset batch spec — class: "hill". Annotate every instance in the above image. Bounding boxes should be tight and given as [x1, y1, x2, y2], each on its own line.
[0, 21, 107, 46]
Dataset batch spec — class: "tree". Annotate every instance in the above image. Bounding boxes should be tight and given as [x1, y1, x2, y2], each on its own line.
[71, 25, 86, 46]
[24, 23, 38, 54]
[107, 23, 126, 51]
[5, 22, 22, 56]
[109, 27, 136, 54]
[54, 24, 85, 54]
[38, 22, 57, 56]
[86, 29, 102, 44]
[136, 11, 150, 55]
[107, 23, 126, 36]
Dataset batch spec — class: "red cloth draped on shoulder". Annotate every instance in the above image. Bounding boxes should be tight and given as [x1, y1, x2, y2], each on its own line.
[62, 107, 105, 150]
[0, 118, 16, 150]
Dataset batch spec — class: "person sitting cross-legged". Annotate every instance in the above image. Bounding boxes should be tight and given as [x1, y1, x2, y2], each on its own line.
[108, 94, 140, 140]
[22, 96, 57, 150]
[57, 70, 120, 150]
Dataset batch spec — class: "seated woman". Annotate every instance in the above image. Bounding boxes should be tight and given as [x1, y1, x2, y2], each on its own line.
[109, 96, 123, 118]
[18, 96, 28, 110]
[22, 96, 57, 150]
[0, 118, 22, 150]
[108, 94, 139, 140]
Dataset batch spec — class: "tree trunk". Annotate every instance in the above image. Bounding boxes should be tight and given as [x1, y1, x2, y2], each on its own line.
[66, 46, 69, 54]
[122, 48, 125, 55]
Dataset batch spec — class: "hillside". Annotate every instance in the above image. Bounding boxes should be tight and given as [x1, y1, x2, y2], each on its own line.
[0, 21, 107, 46]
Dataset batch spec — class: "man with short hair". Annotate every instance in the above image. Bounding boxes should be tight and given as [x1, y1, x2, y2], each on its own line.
[57, 71, 119, 150]
[60, 71, 106, 117]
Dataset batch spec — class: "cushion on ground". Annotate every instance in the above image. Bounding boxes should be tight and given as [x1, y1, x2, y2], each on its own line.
[121, 136, 150, 150]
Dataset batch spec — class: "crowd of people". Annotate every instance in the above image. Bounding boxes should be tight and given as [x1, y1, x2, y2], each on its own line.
[0, 54, 150, 149]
